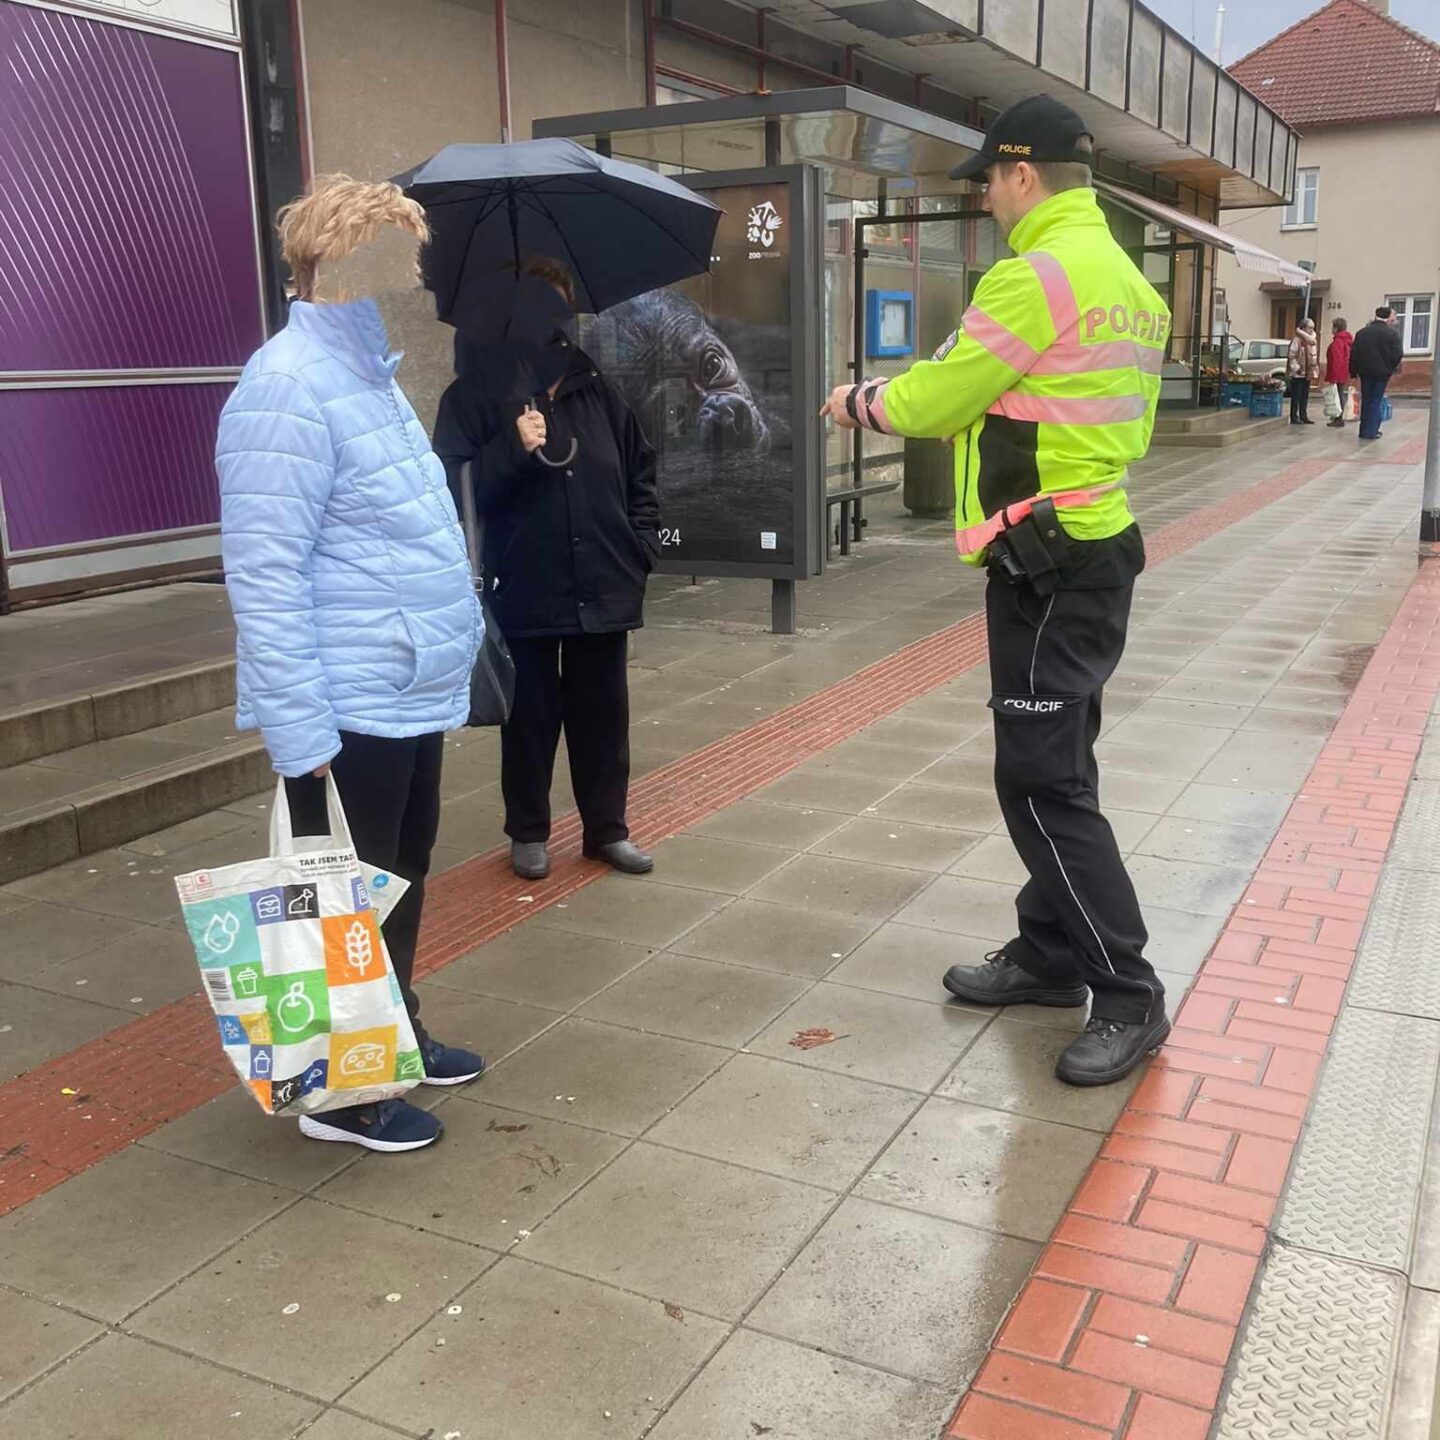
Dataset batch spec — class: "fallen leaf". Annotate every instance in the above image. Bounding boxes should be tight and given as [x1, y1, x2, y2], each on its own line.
[664, 1302, 685, 1323]
[486, 1119, 529, 1134]
[788, 1028, 847, 1051]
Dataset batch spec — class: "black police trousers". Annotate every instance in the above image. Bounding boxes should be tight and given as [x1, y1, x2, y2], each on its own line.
[986, 572, 1165, 1024]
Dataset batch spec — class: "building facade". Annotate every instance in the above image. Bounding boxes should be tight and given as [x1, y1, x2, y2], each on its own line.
[0, 0, 1299, 607]
[1218, 0, 1439, 392]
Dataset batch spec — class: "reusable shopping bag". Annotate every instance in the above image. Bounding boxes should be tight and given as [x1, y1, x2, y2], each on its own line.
[1323, 383, 1341, 420]
[174, 776, 423, 1116]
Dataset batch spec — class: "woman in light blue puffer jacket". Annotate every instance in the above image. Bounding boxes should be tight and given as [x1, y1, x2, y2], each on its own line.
[216, 176, 486, 1154]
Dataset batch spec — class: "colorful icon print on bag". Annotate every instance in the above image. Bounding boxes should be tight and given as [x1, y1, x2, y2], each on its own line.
[216, 1014, 248, 1047]
[299, 1060, 328, 1096]
[396, 1049, 424, 1080]
[250, 1046, 273, 1080]
[252, 888, 286, 925]
[351, 876, 371, 912]
[240, 1009, 273, 1045]
[233, 963, 263, 1000]
[265, 971, 329, 1044]
[329, 1025, 396, 1087]
[184, 897, 259, 970]
[283, 884, 319, 921]
[322, 911, 383, 988]
[270, 1073, 301, 1111]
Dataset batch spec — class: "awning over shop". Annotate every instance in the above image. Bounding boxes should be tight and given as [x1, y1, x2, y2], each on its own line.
[1095, 180, 1312, 287]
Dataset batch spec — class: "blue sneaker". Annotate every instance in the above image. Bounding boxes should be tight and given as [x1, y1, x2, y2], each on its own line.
[298, 1099, 442, 1152]
[421, 1038, 487, 1087]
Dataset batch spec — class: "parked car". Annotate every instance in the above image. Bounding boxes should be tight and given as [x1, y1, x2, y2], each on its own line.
[1224, 338, 1292, 378]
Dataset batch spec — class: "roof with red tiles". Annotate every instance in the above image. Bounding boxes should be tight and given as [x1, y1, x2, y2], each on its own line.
[1228, 0, 1440, 129]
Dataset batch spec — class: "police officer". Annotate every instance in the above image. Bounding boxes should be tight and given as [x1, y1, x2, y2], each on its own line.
[822, 95, 1170, 1086]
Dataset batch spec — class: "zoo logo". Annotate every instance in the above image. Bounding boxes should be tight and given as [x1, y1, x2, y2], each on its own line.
[746, 201, 784, 260]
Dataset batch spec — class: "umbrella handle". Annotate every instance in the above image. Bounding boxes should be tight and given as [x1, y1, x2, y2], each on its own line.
[534, 436, 578, 469]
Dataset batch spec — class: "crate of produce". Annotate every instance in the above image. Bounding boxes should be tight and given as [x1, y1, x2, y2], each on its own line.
[1249, 389, 1283, 418]
[1220, 380, 1255, 407]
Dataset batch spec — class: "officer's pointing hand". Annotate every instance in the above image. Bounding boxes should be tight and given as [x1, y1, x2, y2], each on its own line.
[819, 384, 860, 429]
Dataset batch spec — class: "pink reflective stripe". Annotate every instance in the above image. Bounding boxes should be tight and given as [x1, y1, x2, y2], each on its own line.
[1032, 339, 1167, 376]
[954, 483, 1121, 556]
[962, 305, 1040, 373]
[986, 391, 1149, 425]
[1024, 252, 1080, 339]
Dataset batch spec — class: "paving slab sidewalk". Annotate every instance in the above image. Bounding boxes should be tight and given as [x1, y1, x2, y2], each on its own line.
[0, 410, 1431, 1439]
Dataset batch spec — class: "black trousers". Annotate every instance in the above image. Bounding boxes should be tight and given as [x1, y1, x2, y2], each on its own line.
[502, 632, 630, 847]
[1289, 376, 1311, 422]
[986, 574, 1165, 1024]
[1359, 376, 1389, 439]
[285, 730, 443, 1049]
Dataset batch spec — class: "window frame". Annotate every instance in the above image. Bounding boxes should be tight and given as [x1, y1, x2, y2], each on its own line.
[1282, 167, 1319, 230]
[1385, 294, 1434, 356]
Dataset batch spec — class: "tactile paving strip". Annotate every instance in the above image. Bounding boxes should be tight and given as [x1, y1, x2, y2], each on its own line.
[1385, 781, 1440, 873]
[1276, 1007, 1440, 1271]
[1348, 867, 1440, 1020]
[1214, 1244, 1405, 1439]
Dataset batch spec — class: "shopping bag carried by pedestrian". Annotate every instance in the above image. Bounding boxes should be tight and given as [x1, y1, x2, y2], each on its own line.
[174, 776, 423, 1116]
[458, 458, 515, 727]
[1323, 383, 1341, 420]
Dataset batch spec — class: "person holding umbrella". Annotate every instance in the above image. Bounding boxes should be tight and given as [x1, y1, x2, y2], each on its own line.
[434, 257, 660, 880]
[400, 138, 721, 881]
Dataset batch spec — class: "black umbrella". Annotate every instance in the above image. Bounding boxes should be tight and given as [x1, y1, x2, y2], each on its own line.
[395, 138, 722, 341]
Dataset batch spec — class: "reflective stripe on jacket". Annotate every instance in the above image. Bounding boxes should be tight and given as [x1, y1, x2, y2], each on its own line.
[869, 187, 1169, 565]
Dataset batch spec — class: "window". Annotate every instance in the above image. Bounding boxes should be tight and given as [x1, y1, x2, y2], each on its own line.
[1385, 294, 1434, 355]
[1283, 167, 1319, 228]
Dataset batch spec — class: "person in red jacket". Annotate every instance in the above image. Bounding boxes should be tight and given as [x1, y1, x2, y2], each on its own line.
[1325, 318, 1354, 429]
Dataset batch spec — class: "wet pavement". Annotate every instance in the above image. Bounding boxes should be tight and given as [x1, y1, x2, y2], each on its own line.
[0, 409, 1433, 1439]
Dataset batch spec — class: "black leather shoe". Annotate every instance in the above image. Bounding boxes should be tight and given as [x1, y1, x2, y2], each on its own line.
[1056, 1013, 1171, 1087]
[942, 950, 1088, 1008]
[584, 839, 654, 874]
[511, 841, 550, 880]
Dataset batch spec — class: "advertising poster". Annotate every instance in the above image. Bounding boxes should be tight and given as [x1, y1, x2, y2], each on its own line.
[583, 176, 810, 574]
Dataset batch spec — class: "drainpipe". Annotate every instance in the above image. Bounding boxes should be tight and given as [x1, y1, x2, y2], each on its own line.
[495, 0, 513, 142]
[643, 0, 657, 106]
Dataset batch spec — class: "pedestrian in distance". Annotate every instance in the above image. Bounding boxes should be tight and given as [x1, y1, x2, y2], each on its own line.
[1287, 316, 1319, 425]
[435, 256, 660, 884]
[821, 94, 1170, 1087]
[1324, 317, 1353, 429]
[216, 175, 487, 1155]
[1351, 305, 1405, 441]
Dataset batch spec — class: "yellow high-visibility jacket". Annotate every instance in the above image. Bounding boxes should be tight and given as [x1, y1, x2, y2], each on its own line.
[870, 187, 1169, 564]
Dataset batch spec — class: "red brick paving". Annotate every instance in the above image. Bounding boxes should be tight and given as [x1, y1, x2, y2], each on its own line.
[947, 554, 1440, 1440]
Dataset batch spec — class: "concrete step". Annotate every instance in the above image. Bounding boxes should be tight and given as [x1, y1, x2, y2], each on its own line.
[1153, 405, 1260, 434]
[0, 658, 235, 768]
[0, 706, 267, 885]
[1152, 413, 1289, 448]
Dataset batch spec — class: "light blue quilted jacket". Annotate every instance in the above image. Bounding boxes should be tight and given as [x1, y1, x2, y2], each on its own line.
[216, 298, 481, 778]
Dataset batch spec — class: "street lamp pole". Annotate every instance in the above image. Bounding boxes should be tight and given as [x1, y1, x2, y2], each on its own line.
[1420, 339, 1440, 546]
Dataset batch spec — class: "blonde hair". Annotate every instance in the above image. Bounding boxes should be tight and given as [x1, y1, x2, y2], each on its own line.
[277, 174, 429, 302]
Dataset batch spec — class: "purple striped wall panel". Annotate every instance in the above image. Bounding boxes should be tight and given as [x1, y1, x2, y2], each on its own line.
[0, 2, 264, 373]
[0, 383, 230, 550]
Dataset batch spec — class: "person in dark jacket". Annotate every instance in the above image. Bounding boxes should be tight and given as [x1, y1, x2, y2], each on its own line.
[1325, 318, 1353, 429]
[434, 257, 660, 881]
[1350, 306, 1405, 441]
